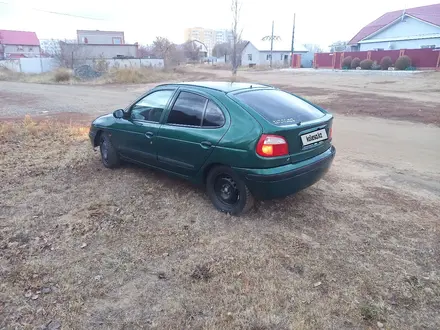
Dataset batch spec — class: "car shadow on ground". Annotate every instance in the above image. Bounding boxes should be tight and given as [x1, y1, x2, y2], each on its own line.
[113, 160, 333, 227]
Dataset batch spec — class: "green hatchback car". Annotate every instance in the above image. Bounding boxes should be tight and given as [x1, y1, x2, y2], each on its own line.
[89, 82, 335, 215]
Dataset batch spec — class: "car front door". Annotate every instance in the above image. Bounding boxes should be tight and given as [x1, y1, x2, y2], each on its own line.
[155, 90, 229, 177]
[113, 89, 175, 165]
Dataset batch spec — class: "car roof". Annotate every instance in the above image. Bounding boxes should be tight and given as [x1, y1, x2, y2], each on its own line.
[161, 81, 272, 93]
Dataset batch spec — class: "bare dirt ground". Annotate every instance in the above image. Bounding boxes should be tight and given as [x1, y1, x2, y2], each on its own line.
[1, 70, 439, 329]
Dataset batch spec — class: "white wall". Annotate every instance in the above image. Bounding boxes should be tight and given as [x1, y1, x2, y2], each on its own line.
[259, 51, 291, 66]
[0, 59, 20, 71]
[366, 16, 440, 41]
[301, 52, 314, 68]
[4, 45, 41, 58]
[360, 16, 440, 51]
[84, 58, 164, 69]
[77, 31, 124, 44]
[241, 42, 260, 66]
[360, 37, 440, 51]
[0, 58, 56, 73]
[1, 58, 164, 73]
[61, 43, 138, 60]
[41, 58, 56, 72]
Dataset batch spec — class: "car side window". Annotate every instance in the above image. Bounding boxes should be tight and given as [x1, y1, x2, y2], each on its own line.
[167, 92, 207, 127]
[130, 90, 174, 122]
[202, 101, 225, 127]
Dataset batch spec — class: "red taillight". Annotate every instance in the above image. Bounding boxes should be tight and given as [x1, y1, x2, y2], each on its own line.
[329, 127, 333, 139]
[256, 134, 289, 157]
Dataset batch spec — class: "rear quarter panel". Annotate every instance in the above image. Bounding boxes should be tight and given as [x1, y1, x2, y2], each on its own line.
[201, 94, 263, 169]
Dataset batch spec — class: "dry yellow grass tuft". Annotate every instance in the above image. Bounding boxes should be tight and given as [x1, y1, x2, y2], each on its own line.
[97, 66, 222, 84]
[0, 67, 21, 81]
[53, 68, 72, 82]
[100, 67, 178, 84]
[0, 67, 74, 84]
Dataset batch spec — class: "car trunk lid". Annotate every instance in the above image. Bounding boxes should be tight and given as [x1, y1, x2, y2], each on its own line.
[270, 115, 333, 163]
[232, 88, 334, 165]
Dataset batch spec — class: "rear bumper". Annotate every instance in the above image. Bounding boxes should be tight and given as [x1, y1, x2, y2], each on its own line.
[234, 146, 336, 200]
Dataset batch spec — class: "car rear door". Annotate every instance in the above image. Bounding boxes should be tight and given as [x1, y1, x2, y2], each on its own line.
[113, 89, 176, 165]
[155, 89, 229, 177]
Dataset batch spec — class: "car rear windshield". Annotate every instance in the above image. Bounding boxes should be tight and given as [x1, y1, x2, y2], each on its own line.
[234, 89, 324, 126]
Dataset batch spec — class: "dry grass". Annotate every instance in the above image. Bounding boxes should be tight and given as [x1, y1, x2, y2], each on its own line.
[94, 66, 237, 84]
[0, 66, 223, 85]
[0, 67, 75, 84]
[1, 118, 439, 329]
[0, 67, 22, 81]
[96, 67, 180, 84]
[54, 68, 72, 82]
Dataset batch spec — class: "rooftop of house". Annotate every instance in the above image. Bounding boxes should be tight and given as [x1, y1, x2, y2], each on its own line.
[0, 29, 40, 46]
[348, 3, 440, 45]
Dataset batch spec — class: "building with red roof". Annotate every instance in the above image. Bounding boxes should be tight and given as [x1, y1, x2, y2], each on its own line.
[348, 4, 440, 51]
[0, 30, 41, 59]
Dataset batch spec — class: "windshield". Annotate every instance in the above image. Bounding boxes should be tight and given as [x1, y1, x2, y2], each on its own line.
[234, 89, 325, 126]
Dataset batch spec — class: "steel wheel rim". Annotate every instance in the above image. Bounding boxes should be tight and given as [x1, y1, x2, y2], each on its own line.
[214, 174, 239, 205]
[100, 139, 109, 162]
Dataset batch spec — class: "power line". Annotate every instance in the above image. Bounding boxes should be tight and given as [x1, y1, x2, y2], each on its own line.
[0, 1, 108, 21]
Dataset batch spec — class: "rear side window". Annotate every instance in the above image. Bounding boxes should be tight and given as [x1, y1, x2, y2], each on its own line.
[202, 101, 225, 127]
[167, 92, 207, 126]
[235, 89, 324, 125]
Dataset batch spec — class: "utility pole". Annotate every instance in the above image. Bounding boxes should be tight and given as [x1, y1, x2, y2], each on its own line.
[262, 22, 280, 67]
[290, 13, 296, 68]
[270, 20, 274, 68]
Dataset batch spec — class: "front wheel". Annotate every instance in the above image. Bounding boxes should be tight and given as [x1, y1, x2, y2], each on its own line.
[206, 166, 254, 216]
[99, 133, 120, 168]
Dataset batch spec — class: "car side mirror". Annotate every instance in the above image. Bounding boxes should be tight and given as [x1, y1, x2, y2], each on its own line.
[113, 109, 125, 119]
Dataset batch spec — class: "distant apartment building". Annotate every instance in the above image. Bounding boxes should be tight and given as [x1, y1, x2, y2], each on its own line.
[216, 29, 234, 44]
[184, 27, 233, 56]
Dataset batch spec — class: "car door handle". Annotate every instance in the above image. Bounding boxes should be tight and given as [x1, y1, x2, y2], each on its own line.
[145, 131, 154, 138]
[200, 141, 212, 148]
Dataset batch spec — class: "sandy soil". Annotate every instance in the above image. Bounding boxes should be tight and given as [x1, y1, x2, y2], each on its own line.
[1, 70, 439, 329]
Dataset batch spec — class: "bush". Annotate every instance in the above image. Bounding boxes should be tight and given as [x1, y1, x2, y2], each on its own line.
[395, 55, 412, 70]
[0, 67, 21, 81]
[360, 59, 373, 70]
[351, 57, 361, 69]
[342, 56, 352, 69]
[54, 69, 72, 82]
[380, 56, 393, 70]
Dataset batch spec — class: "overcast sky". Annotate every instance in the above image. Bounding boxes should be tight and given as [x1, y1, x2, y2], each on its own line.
[0, 0, 438, 49]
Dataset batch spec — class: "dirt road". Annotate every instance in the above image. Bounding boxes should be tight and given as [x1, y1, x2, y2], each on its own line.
[1, 74, 439, 329]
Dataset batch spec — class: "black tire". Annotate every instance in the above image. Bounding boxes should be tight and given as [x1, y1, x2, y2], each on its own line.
[99, 133, 120, 168]
[206, 165, 254, 216]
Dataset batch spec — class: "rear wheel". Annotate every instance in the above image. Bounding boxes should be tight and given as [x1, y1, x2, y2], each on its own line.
[99, 133, 120, 168]
[206, 166, 254, 216]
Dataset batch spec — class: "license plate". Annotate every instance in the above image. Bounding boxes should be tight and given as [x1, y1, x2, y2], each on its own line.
[301, 129, 328, 146]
